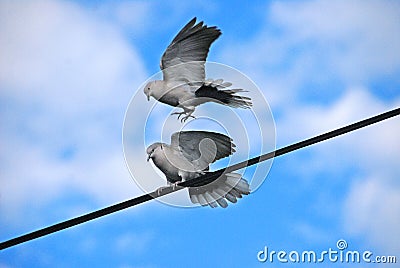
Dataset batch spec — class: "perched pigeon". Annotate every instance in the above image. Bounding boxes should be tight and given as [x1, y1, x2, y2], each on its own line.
[146, 131, 250, 208]
[144, 17, 252, 122]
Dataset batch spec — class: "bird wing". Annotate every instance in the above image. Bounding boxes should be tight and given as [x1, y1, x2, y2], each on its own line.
[189, 173, 251, 208]
[170, 131, 235, 170]
[160, 17, 221, 83]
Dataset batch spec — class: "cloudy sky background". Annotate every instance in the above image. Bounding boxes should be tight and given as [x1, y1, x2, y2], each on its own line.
[1, 0, 399, 267]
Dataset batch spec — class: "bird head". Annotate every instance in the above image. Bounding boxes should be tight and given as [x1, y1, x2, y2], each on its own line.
[143, 81, 153, 101]
[146, 142, 163, 161]
[144, 81, 163, 101]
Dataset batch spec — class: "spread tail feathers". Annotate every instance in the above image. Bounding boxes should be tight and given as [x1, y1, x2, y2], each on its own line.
[188, 173, 250, 208]
[195, 80, 252, 109]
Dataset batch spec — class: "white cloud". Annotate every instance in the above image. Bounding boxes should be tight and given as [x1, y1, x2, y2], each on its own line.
[294, 221, 334, 244]
[277, 87, 399, 145]
[114, 231, 155, 255]
[0, 0, 149, 222]
[344, 176, 400, 252]
[0, 0, 146, 111]
[113, 1, 152, 30]
[96, 1, 153, 33]
[270, 0, 400, 83]
[1, 0, 398, 256]
[276, 86, 399, 212]
[271, 87, 400, 250]
[220, 0, 400, 109]
[270, 86, 399, 254]
[275, 87, 400, 252]
[216, 0, 400, 254]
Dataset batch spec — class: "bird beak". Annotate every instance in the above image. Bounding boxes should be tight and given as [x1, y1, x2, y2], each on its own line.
[147, 154, 151, 161]
[147, 95, 150, 101]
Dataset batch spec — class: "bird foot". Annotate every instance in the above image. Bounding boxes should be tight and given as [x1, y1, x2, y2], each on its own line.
[171, 111, 186, 119]
[171, 181, 181, 190]
[156, 182, 181, 196]
[156, 186, 169, 196]
[180, 114, 195, 123]
[171, 111, 195, 122]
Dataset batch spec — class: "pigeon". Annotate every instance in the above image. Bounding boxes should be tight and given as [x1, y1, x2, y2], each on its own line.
[144, 17, 252, 122]
[146, 131, 251, 208]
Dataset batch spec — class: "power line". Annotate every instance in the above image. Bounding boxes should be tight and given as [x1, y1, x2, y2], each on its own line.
[1, 107, 399, 250]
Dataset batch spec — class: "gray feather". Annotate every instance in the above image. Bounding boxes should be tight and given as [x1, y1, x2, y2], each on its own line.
[216, 198, 228, 208]
[225, 192, 237, 203]
[229, 188, 243, 198]
[148, 131, 251, 209]
[161, 17, 221, 82]
[190, 194, 199, 204]
[171, 131, 235, 164]
[197, 194, 208, 206]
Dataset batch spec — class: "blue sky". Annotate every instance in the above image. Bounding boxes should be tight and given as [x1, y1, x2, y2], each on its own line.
[1, 0, 399, 267]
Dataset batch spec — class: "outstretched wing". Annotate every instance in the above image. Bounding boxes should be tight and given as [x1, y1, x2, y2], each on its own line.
[160, 17, 221, 83]
[170, 131, 235, 170]
[189, 173, 251, 208]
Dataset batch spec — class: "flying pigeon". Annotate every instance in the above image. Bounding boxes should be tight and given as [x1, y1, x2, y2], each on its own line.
[146, 131, 250, 208]
[144, 17, 252, 122]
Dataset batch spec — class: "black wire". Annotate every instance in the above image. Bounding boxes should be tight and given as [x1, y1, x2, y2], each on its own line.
[180, 107, 400, 187]
[1, 107, 399, 250]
